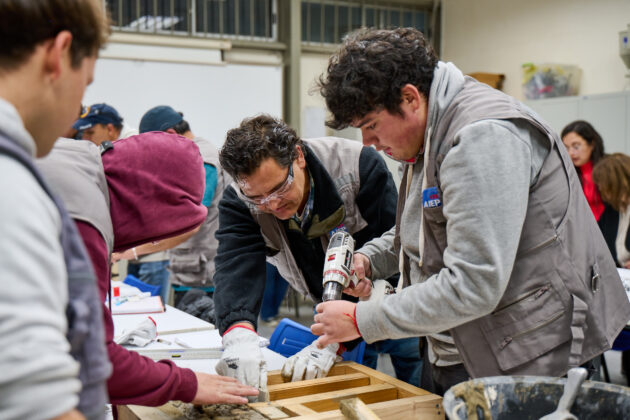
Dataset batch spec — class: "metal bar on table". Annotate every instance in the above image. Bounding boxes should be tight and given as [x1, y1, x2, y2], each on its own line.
[136, 347, 224, 360]
[157, 326, 215, 335]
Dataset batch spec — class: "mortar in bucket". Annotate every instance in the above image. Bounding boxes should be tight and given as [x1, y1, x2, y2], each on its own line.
[443, 375, 630, 420]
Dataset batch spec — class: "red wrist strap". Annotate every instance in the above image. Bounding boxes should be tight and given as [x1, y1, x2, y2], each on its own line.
[223, 324, 256, 336]
[342, 305, 361, 337]
[336, 344, 347, 355]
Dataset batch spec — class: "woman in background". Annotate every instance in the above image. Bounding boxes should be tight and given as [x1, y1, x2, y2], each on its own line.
[592, 153, 630, 268]
[562, 120, 605, 220]
[592, 153, 630, 386]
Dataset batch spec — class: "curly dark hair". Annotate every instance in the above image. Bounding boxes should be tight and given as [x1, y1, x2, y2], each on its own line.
[561, 120, 605, 166]
[318, 27, 438, 130]
[220, 114, 303, 180]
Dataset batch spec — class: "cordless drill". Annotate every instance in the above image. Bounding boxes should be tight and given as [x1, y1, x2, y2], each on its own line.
[322, 230, 358, 301]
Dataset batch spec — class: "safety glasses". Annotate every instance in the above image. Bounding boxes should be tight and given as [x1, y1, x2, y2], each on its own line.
[241, 163, 294, 206]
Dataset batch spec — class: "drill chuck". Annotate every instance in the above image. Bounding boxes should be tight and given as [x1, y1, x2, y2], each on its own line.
[322, 281, 343, 302]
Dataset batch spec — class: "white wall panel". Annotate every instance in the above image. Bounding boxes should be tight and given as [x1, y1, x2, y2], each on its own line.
[527, 91, 629, 154]
[442, 0, 630, 100]
[580, 93, 627, 154]
[83, 57, 283, 148]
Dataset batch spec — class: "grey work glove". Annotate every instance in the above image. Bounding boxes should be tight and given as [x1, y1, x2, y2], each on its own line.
[114, 317, 157, 347]
[215, 327, 268, 402]
[281, 340, 342, 381]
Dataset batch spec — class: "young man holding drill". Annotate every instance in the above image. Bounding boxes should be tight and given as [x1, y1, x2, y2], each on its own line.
[311, 27, 630, 395]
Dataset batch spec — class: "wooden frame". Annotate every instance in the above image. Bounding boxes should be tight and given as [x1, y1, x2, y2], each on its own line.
[119, 362, 444, 420]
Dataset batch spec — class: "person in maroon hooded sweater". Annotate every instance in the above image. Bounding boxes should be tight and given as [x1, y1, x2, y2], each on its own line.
[37, 133, 258, 415]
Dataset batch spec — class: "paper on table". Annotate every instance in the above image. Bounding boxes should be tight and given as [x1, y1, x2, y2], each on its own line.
[617, 268, 630, 295]
[112, 296, 164, 315]
[113, 306, 211, 337]
[617, 269, 630, 327]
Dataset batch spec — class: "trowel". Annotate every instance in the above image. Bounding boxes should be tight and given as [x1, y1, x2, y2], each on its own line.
[539, 367, 588, 420]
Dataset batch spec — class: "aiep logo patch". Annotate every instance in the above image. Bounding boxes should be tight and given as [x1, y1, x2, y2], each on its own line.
[422, 187, 442, 208]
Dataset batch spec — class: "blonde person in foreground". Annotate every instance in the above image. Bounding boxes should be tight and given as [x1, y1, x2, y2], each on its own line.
[0, 1, 110, 419]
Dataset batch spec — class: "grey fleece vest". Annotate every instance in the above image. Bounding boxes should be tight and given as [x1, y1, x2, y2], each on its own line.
[241, 137, 366, 302]
[38, 139, 114, 254]
[0, 136, 110, 420]
[419, 77, 630, 377]
[169, 137, 230, 287]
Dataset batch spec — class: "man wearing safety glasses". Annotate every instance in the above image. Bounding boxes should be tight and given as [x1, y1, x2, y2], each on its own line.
[212, 114, 423, 400]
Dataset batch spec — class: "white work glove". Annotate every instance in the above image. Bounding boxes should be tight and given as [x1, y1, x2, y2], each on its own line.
[360, 279, 394, 302]
[114, 317, 157, 347]
[215, 326, 268, 402]
[281, 340, 342, 381]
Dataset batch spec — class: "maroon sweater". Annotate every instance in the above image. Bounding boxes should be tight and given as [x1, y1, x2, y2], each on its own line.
[77, 222, 197, 406]
[74, 132, 207, 407]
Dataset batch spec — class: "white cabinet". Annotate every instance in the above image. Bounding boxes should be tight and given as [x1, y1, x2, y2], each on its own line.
[526, 91, 630, 154]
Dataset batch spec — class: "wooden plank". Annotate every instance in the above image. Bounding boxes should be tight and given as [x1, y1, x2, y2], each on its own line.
[276, 383, 397, 412]
[267, 373, 370, 400]
[282, 404, 319, 416]
[117, 405, 173, 420]
[367, 394, 444, 420]
[254, 405, 290, 419]
[326, 363, 355, 376]
[117, 406, 140, 420]
[250, 403, 324, 417]
[250, 384, 395, 414]
[267, 363, 354, 385]
[339, 398, 381, 420]
[121, 403, 269, 420]
[341, 361, 432, 398]
[271, 396, 444, 420]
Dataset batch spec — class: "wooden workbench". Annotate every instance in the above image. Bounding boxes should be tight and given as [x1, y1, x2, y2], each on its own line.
[119, 361, 444, 419]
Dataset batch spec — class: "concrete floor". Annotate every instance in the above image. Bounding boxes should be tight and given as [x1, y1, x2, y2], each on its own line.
[258, 292, 630, 388]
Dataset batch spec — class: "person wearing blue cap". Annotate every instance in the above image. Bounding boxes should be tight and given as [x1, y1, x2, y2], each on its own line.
[73, 103, 137, 145]
[116, 105, 230, 315]
[138, 105, 187, 134]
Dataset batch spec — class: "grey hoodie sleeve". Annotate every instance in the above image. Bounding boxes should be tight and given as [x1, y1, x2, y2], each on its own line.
[356, 225, 400, 280]
[0, 157, 81, 420]
[357, 120, 536, 342]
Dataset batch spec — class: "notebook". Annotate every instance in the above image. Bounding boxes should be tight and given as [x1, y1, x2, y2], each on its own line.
[112, 296, 165, 315]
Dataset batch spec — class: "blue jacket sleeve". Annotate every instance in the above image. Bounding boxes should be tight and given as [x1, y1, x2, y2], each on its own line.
[202, 163, 217, 207]
[213, 186, 268, 334]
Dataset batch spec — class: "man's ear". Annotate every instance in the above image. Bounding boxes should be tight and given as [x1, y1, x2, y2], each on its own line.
[43, 30, 73, 82]
[107, 123, 118, 140]
[165, 128, 177, 135]
[296, 145, 307, 168]
[400, 84, 423, 112]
